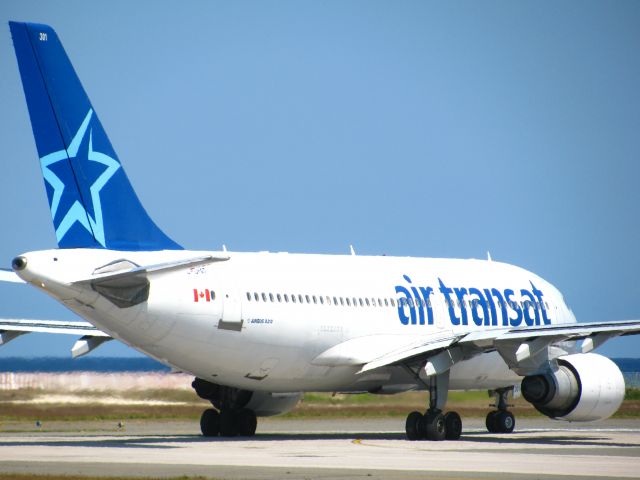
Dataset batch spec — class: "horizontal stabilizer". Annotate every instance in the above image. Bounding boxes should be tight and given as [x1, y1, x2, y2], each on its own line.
[74, 255, 229, 286]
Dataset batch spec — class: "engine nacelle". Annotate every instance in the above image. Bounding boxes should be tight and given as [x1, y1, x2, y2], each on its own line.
[521, 353, 625, 422]
[192, 378, 301, 417]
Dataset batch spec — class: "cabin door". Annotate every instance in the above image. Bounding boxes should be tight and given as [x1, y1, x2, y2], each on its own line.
[220, 289, 243, 332]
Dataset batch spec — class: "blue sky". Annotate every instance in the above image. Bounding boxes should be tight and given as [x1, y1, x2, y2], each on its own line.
[0, 0, 639, 358]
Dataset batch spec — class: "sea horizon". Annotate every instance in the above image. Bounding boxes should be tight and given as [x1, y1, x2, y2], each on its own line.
[0, 356, 638, 373]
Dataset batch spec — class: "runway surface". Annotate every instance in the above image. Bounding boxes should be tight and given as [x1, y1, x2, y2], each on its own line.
[1, 417, 639, 479]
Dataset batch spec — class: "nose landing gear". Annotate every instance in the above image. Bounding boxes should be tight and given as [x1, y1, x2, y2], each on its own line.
[486, 387, 516, 433]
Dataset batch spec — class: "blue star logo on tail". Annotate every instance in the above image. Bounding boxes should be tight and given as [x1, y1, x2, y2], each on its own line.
[39, 109, 120, 247]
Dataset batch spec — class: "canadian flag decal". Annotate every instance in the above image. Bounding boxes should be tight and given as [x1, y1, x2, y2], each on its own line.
[193, 289, 213, 302]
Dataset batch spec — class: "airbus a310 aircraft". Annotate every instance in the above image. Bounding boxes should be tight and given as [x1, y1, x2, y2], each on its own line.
[2, 21, 640, 441]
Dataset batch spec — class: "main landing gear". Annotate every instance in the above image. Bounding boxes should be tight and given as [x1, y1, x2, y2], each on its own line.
[200, 407, 257, 437]
[193, 378, 258, 437]
[403, 370, 517, 440]
[405, 409, 462, 441]
[405, 371, 463, 441]
[485, 387, 516, 434]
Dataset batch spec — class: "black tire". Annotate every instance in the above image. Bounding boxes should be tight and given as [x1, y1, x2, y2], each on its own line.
[495, 411, 515, 433]
[236, 408, 257, 436]
[405, 411, 423, 441]
[485, 410, 499, 433]
[444, 411, 462, 440]
[200, 408, 220, 437]
[422, 411, 446, 441]
[219, 410, 238, 437]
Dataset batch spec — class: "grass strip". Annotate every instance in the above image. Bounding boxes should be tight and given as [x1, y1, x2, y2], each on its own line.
[0, 389, 638, 421]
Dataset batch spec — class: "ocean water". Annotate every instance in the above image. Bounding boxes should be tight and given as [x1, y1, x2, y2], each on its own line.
[0, 357, 638, 376]
[0, 357, 170, 373]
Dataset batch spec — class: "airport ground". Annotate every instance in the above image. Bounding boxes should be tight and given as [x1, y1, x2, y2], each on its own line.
[0, 417, 639, 480]
[1, 382, 639, 479]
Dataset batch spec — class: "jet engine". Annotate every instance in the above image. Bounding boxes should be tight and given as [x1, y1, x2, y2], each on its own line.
[521, 353, 625, 422]
[192, 378, 301, 417]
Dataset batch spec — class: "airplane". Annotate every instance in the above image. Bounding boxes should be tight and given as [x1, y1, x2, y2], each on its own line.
[2, 20, 640, 441]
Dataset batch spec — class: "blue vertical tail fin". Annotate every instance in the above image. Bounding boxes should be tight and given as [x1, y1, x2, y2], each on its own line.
[9, 21, 182, 251]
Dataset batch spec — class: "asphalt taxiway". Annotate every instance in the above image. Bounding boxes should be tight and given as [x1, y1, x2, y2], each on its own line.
[1, 418, 639, 479]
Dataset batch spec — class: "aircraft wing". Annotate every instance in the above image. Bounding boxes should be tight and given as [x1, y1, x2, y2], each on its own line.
[0, 318, 107, 336]
[0, 268, 24, 283]
[0, 318, 111, 358]
[314, 320, 640, 377]
[311, 331, 460, 368]
[1, 267, 111, 357]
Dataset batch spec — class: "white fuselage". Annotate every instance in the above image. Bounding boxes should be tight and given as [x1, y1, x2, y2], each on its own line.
[16, 248, 577, 393]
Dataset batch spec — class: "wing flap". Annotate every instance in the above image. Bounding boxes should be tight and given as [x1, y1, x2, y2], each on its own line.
[312, 334, 448, 367]
[349, 320, 640, 376]
[358, 336, 459, 373]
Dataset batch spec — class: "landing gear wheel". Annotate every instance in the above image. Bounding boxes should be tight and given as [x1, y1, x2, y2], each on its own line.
[444, 411, 462, 440]
[485, 410, 499, 433]
[421, 411, 446, 441]
[236, 408, 257, 436]
[200, 408, 220, 437]
[219, 410, 238, 437]
[405, 411, 423, 441]
[495, 411, 515, 433]
[486, 410, 515, 433]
